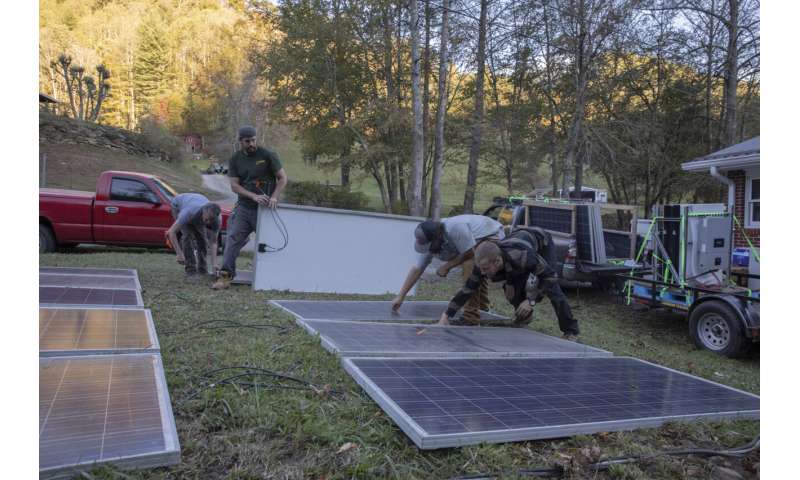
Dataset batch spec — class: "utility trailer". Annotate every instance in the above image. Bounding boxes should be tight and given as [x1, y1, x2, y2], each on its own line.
[484, 197, 643, 288]
[619, 204, 760, 358]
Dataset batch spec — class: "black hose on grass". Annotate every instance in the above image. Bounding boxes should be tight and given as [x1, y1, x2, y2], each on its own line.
[177, 367, 343, 407]
[161, 319, 288, 336]
[449, 435, 760, 479]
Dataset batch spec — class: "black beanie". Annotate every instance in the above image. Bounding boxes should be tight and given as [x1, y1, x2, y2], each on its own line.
[238, 125, 257, 139]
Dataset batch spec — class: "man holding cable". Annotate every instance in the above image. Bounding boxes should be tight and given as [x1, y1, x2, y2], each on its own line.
[211, 125, 288, 290]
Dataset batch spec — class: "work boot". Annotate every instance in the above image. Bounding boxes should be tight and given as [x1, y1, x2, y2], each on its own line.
[562, 333, 578, 342]
[210, 271, 232, 290]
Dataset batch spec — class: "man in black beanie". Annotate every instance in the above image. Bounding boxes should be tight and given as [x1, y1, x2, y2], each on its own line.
[212, 125, 288, 289]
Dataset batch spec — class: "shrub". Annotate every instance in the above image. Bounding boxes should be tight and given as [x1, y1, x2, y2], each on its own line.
[138, 115, 186, 162]
[284, 181, 368, 211]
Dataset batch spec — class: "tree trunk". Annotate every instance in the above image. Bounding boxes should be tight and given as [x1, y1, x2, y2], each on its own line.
[722, 0, 739, 146]
[421, 0, 432, 211]
[408, 0, 425, 216]
[430, 0, 450, 220]
[463, 0, 488, 214]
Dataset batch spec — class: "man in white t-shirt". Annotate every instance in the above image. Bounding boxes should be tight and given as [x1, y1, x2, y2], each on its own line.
[391, 214, 504, 324]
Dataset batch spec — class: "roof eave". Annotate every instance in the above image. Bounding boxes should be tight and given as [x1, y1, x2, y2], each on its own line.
[681, 154, 760, 172]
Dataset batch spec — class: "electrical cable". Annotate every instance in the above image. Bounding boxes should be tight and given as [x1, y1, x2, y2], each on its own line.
[253, 183, 289, 252]
[448, 436, 760, 480]
[160, 319, 287, 336]
[177, 366, 343, 407]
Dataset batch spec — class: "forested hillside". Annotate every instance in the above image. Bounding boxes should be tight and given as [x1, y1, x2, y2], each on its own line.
[40, 0, 760, 215]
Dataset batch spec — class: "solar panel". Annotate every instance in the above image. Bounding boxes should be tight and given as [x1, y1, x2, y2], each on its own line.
[528, 206, 572, 233]
[40, 273, 141, 291]
[40, 267, 138, 277]
[299, 320, 611, 358]
[343, 357, 760, 449]
[270, 300, 508, 323]
[39, 354, 180, 477]
[576, 205, 594, 262]
[40, 286, 144, 308]
[39, 308, 159, 357]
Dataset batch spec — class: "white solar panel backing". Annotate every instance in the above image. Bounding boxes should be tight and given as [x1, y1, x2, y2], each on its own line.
[39, 354, 180, 478]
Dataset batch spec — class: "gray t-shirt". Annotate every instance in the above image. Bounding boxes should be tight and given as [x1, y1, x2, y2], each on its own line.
[416, 214, 504, 270]
[171, 193, 210, 227]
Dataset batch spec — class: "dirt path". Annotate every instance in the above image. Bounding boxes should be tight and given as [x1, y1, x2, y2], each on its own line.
[202, 174, 237, 200]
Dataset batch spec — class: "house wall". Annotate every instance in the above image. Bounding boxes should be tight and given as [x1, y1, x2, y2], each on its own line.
[726, 169, 760, 248]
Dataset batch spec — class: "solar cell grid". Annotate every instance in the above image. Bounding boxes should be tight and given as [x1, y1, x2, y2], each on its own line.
[528, 206, 572, 234]
[576, 205, 594, 262]
[298, 320, 611, 358]
[39, 308, 158, 356]
[270, 300, 508, 322]
[344, 357, 759, 449]
[40, 273, 141, 291]
[40, 286, 143, 308]
[39, 354, 180, 477]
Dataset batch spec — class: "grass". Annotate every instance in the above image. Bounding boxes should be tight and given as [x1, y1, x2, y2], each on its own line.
[39, 143, 224, 200]
[40, 248, 759, 480]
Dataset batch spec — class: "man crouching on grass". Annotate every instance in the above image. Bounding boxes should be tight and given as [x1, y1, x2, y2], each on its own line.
[166, 193, 221, 282]
[438, 230, 580, 341]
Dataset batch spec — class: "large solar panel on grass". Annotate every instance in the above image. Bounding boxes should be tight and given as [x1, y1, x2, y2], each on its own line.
[343, 356, 759, 449]
[270, 300, 508, 323]
[299, 320, 611, 358]
[40, 273, 141, 291]
[39, 354, 180, 478]
[40, 286, 143, 308]
[39, 308, 159, 356]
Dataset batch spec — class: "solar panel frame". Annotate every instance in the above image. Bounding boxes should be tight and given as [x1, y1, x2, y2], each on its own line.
[40, 266, 139, 278]
[40, 273, 142, 291]
[297, 319, 612, 358]
[269, 300, 509, 323]
[39, 307, 160, 357]
[39, 354, 180, 478]
[342, 356, 759, 449]
[40, 286, 144, 308]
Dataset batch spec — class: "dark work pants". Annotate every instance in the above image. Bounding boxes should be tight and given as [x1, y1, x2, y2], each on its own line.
[504, 274, 580, 335]
[181, 224, 208, 274]
[221, 203, 258, 277]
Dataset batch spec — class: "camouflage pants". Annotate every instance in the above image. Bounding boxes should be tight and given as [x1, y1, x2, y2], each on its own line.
[461, 257, 490, 325]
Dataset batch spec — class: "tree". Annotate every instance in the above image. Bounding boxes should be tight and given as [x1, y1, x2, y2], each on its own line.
[134, 15, 171, 118]
[430, 0, 450, 219]
[50, 54, 111, 122]
[409, 0, 426, 215]
[463, 0, 490, 213]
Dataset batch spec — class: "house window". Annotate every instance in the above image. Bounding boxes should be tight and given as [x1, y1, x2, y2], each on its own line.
[745, 176, 759, 228]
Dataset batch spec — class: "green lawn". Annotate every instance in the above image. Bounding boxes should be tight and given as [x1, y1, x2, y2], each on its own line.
[39, 248, 759, 479]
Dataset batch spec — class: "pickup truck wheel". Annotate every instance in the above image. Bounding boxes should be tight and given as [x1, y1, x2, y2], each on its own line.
[40, 224, 56, 253]
[689, 301, 751, 358]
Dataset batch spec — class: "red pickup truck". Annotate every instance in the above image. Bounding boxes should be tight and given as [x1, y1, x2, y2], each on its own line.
[39, 171, 231, 253]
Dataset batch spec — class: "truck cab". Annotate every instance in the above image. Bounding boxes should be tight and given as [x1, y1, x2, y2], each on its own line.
[40, 171, 230, 252]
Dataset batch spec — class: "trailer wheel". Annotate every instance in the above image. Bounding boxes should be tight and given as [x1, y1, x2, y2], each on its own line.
[40, 224, 56, 253]
[689, 301, 751, 358]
